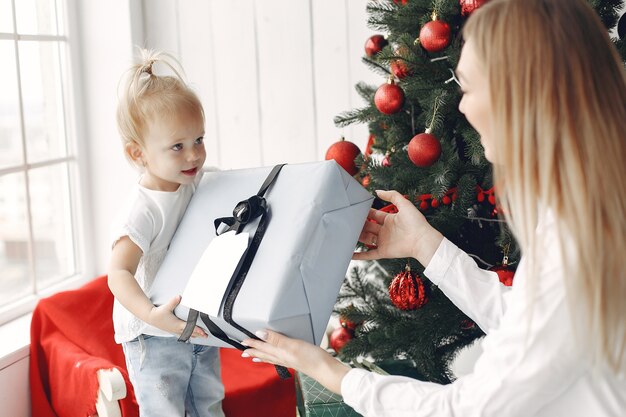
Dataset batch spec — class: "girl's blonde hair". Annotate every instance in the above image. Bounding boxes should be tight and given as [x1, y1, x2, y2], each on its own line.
[116, 49, 204, 165]
[464, 0, 626, 370]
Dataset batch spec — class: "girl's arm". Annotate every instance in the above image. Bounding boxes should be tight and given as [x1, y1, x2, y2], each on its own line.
[107, 236, 206, 338]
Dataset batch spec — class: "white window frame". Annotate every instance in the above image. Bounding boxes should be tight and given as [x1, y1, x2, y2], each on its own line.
[0, 0, 93, 327]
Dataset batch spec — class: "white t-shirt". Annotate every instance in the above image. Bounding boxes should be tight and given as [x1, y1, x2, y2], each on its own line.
[341, 213, 626, 416]
[110, 176, 199, 344]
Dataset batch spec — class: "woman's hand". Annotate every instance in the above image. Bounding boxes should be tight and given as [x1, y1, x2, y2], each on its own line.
[148, 295, 207, 338]
[242, 329, 350, 395]
[354, 190, 443, 267]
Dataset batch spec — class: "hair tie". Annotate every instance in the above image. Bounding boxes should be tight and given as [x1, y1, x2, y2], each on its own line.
[141, 59, 156, 75]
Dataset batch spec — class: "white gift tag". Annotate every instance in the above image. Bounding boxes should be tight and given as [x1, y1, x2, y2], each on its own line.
[181, 230, 249, 316]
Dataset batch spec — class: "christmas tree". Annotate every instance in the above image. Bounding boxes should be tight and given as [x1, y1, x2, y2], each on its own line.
[328, 0, 626, 384]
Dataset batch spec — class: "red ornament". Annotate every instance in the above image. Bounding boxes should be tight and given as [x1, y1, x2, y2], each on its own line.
[374, 77, 405, 115]
[391, 60, 411, 79]
[460, 0, 489, 16]
[490, 264, 515, 286]
[393, 0, 408, 5]
[380, 203, 398, 214]
[419, 19, 451, 53]
[325, 138, 361, 176]
[442, 195, 451, 205]
[339, 316, 358, 331]
[361, 175, 371, 187]
[364, 34, 388, 57]
[390, 44, 411, 79]
[407, 132, 442, 167]
[389, 267, 428, 310]
[490, 249, 515, 286]
[419, 200, 429, 210]
[329, 326, 353, 353]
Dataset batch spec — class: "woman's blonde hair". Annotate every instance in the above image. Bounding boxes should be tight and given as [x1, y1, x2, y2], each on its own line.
[116, 49, 205, 165]
[464, 0, 626, 369]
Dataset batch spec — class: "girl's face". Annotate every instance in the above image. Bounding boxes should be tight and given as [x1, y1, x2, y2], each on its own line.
[456, 39, 495, 163]
[131, 111, 206, 192]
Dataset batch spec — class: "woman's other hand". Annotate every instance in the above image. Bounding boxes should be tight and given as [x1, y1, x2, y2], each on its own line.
[354, 190, 443, 267]
[242, 329, 350, 395]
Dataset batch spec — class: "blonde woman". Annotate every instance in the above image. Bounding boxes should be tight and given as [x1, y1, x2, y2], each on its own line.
[108, 49, 225, 417]
[241, 0, 626, 415]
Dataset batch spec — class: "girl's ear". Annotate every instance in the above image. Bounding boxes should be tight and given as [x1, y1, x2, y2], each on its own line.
[125, 142, 145, 166]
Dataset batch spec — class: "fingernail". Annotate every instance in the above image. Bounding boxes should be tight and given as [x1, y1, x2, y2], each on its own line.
[241, 352, 250, 358]
[252, 358, 262, 363]
[255, 330, 268, 341]
[240, 341, 249, 347]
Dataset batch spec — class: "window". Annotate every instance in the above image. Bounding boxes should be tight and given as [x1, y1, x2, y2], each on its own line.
[0, 0, 84, 325]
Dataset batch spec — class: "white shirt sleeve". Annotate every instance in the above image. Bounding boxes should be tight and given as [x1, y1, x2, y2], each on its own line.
[424, 238, 512, 333]
[341, 232, 586, 417]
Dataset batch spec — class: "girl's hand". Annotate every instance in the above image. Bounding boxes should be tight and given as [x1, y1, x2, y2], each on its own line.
[148, 295, 207, 338]
[354, 190, 443, 267]
[242, 329, 350, 395]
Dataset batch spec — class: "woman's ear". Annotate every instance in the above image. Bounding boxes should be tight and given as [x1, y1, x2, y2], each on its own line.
[125, 142, 145, 166]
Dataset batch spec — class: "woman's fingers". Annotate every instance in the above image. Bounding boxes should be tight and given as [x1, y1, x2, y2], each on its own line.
[376, 189, 412, 208]
[358, 221, 381, 246]
[352, 249, 380, 260]
[241, 330, 298, 368]
[367, 208, 388, 225]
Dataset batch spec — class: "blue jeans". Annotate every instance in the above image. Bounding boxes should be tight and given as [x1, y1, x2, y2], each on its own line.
[122, 335, 225, 417]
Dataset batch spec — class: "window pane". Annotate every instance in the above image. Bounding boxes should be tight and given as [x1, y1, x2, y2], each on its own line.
[15, 0, 59, 36]
[0, 172, 32, 306]
[0, 0, 14, 33]
[29, 163, 76, 289]
[19, 40, 67, 164]
[0, 40, 24, 169]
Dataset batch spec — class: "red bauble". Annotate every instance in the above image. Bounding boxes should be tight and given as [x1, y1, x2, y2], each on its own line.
[364, 34, 388, 57]
[389, 269, 428, 310]
[490, 264, 515, 286]
[329, 326, 353, 353]
[407, 133, 442, 167]
[460, 0, 489, 16]
[361, 175, 371, 187]
[325, 138, 361, 176]
[374, 79, 405, 115]
[339, 316, 358, 331]
[419, 20, 451, 53]
[391, 60, 411, 79]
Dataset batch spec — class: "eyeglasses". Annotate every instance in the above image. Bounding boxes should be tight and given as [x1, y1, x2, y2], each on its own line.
[445, 68, 461, 87]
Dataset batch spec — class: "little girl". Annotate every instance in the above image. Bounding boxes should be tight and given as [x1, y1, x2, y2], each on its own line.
[108, 49, 225, 417]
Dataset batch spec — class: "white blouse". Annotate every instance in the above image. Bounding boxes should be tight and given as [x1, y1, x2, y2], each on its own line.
[341, 215, 626, 416]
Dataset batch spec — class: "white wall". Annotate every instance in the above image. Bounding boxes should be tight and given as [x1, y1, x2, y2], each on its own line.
[87, 0, 379, 273]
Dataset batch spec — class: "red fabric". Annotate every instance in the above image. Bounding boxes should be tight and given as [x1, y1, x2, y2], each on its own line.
[30, 275, 296, 417]
[221, 349, 295, 416]
[30, 276, 139, 417]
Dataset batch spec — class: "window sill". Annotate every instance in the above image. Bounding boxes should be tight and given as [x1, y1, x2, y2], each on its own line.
[0, 313, 31, 370]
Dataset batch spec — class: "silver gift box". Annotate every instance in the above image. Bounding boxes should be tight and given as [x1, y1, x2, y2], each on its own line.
[150, 160, 373, 347]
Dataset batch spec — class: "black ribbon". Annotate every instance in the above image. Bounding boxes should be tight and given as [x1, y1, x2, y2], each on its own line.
[179, 164, 291, 379]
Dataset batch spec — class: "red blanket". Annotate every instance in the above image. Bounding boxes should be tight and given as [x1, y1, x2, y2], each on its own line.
[29, 275, 295, 416]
